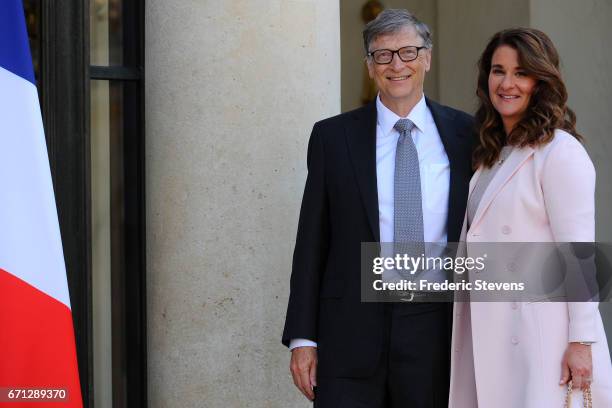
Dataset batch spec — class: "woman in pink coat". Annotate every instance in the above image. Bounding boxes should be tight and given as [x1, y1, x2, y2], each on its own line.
[449, 28, 612, 407]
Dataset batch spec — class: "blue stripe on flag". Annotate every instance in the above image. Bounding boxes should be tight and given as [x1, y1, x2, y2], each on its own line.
[0, 0, 36, 85]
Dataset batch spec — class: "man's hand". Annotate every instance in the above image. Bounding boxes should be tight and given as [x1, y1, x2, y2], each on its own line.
[560, 342, 593, 391]
[290, 346, 317, 401]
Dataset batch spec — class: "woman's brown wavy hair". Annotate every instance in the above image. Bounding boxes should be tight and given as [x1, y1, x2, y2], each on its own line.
[473, 28, 582, 169]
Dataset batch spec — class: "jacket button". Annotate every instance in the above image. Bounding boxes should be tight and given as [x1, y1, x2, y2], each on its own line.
[502, 225, 512, 235]
[511, 336, 519, 345]
[511, 302, 518, 310]
[507, 262, 517, 272]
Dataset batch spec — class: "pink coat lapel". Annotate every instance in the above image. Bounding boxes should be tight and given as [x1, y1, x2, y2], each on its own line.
[468, 147, 534, 231]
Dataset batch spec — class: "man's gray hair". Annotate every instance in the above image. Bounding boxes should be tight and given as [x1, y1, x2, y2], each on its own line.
[363, 9, 433, 54]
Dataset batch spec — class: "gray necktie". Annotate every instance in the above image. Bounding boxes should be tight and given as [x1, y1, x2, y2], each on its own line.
[394, 119, 425, 276]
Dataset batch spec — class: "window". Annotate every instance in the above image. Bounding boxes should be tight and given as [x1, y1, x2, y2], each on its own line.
[25, 1, 145, 406]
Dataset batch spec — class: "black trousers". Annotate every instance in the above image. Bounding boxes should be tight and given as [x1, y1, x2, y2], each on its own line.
[314, 303, 451, 408]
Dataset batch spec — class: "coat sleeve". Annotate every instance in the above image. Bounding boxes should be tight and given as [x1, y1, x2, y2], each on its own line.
[541, 132, 598, 342]
[282, 122, 330, 347]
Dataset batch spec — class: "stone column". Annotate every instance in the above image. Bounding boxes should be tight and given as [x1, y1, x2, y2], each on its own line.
[145, 1, 340, 406]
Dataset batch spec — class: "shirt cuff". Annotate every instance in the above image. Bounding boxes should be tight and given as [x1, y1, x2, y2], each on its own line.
[289, 338, 318, 351]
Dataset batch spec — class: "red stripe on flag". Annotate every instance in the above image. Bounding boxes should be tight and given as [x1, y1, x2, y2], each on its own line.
[0, 268, 82, 407]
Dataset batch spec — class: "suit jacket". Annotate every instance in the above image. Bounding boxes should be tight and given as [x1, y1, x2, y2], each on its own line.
[282, 98, 474, 378]
[449, 129, 612, 407]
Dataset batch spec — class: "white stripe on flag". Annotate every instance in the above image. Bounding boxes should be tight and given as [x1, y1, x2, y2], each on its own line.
[0, 66, 71, 309]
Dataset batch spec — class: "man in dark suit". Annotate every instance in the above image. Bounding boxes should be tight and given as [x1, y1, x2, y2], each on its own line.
[282, 9, 474, 407]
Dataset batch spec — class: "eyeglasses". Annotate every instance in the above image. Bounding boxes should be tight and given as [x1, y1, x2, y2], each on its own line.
[367, 46, 428, 64]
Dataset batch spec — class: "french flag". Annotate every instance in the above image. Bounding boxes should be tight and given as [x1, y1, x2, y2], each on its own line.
[0, 1, 83, 406]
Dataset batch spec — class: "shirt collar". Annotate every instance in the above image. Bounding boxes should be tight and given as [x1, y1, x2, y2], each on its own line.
[376, 93, 428, 137]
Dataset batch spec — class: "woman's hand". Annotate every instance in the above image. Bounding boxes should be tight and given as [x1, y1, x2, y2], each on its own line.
[560, 342, 593, 391]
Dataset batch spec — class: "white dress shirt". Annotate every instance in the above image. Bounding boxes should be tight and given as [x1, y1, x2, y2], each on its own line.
[290, 94, 450, 351]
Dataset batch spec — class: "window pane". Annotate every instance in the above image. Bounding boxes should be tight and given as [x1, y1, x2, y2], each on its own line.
[91, 74, 142, 406]
[92, 78, 127, 406]
[91, 79, 113, 407]
[90, 0, 123, 65]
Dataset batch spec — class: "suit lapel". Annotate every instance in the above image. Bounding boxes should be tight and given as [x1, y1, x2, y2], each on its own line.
[426, 98, 468, 243]
[345, 101, 380, 242]
[469, 147, 534, 230]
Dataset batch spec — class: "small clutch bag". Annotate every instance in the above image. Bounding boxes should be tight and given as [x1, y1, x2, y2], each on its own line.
[564, 380, 592, 408]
